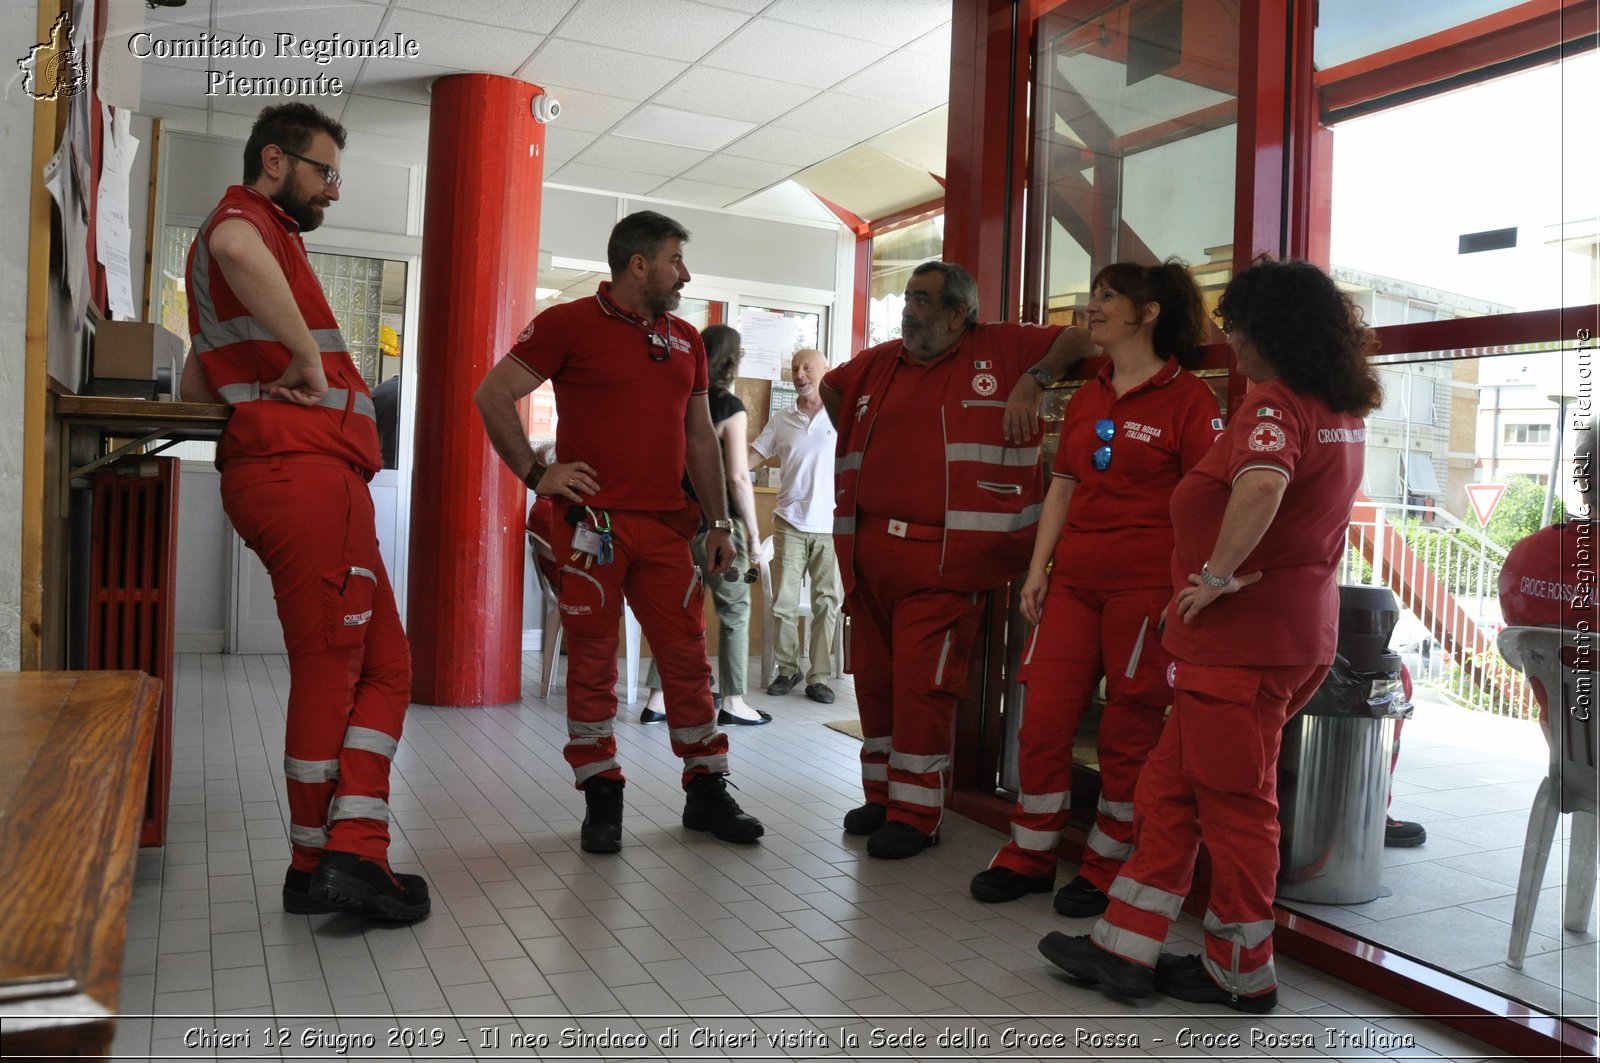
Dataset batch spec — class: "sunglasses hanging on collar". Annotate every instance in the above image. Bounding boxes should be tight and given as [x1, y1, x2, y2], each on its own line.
[596, 289, 672, 362]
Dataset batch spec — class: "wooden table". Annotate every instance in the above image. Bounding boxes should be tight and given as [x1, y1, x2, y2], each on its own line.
[0, 671, 160, 1060]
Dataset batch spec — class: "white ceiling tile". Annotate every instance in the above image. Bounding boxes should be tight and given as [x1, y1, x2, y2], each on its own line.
[833, 49, 948, 110]
[772, 91, 926, 142]
[905, 22, 952, 60]
[340, 130, 429, 165]
[341, 95, 432, 141]
[722, 125, 852, 168]
[382, 8, 542, 75]
[648, 177, 749, 208]
[209, 111, 258, 142]
[701, 18, 890, 89]
[680, 154, 793, 190]
[574, 136, 710, 177]
[555, 0, 750, 61]
[134, 61, 212, 109]
[521, 38, 687, 101]
[683, 0, 769, 12]
[395, 0, 577, 34]
[528, 84, 639, 134]
[355, 58, 456, 106]
[210, 91, 280, 118]
[764, 0, 952, 48]
[541, 127, 598, 163]
[653, 68, 817, 125]
[549, 162, 662, 196]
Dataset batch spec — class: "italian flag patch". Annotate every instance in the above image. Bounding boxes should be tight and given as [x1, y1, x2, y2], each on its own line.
[1256, 406, 1282, 419]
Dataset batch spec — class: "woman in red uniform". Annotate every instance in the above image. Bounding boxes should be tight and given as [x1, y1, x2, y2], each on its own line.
[1039, 258, 1381, 1014]
[970, 261, 1220, 911]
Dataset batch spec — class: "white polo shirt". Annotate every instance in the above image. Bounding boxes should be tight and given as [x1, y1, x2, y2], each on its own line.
[751, 402, 836, 534]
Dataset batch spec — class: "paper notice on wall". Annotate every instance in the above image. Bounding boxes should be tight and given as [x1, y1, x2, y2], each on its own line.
[98, 0, 144, 109]
[738, 307, 784, 381]
[769, 381, 797, 415]
[97, 103, 140, 320]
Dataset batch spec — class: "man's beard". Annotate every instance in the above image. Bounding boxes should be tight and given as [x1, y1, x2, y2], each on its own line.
[644, 278, 682, 316]
[272, 184, 324, 232]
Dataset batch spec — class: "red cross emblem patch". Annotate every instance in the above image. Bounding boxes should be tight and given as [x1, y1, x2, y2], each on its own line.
[1249, 422, 1287, 452]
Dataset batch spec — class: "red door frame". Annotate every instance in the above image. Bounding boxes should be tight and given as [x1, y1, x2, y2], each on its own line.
[942, 1, 1599, 1056]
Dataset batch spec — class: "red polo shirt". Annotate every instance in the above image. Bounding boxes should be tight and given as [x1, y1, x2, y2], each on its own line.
[1163, 379, 1366, 665]
[1052, 359, 1222, 589]
[826, 322, 1060, 526]
[508, 283, 707, 511]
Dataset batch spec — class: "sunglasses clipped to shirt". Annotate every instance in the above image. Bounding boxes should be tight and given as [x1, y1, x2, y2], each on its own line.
[1092, 418, 1116, 471]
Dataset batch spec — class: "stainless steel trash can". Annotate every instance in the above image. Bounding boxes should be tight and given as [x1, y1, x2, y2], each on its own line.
[1277, 586, 1412, 905]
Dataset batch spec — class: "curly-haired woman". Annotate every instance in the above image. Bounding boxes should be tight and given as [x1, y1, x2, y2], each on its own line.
[1039, 258, 1381, 1014]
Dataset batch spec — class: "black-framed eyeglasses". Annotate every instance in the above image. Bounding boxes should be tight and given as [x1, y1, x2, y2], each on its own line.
[277, 147, 341, 188]
[1092, 418, 1116, 471]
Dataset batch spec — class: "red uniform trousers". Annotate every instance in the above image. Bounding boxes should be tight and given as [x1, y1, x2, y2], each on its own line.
[220, 456, 411, 873]
[549, 505, 728, 789]
[1090, 659, 1327, 1000]
[993, 581, 1172, 887]
[847, 525, 986, 836]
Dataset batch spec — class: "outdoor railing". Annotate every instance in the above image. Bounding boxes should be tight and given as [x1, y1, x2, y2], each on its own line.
[1342, 501, 1536, 719]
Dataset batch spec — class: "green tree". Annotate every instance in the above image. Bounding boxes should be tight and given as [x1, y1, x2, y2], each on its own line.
[1466, 474, 1565, 549]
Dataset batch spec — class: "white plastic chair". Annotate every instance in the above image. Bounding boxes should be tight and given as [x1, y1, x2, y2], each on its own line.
[758, 533, 844, 687]
[1497, 626, 1598, 969]
[528, 530, 642, 704]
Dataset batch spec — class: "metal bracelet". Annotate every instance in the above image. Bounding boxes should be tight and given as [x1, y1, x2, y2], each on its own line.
[1200, 562, 1232, 588]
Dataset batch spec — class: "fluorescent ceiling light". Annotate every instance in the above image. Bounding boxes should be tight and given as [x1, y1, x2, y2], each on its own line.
[612, 104, 756, 152]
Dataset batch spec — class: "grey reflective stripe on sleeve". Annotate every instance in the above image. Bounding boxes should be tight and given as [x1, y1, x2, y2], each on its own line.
[888, 780, 944, 806]
[559, 565, 606, 608]
[861, 763, 888, 781]
[946, 504, 1044, 532]
[1020, 789, 1069, 815]
[343, 726, 398, 760]
[834, 516, 855, 535]
[329, 795, 391, 823]
[836, 452, 864, 473]
[889, 750, 950, 774]
[290, 823, 328, 848]
[1108, 876, 1185, 920]
[1011, 824, 1061, 851]
[212, 382, 377, 421]
[1098, 795, 1134, 821]
[573, 759, 619, 786]
[670, 722, 718, 746]
[862, 736, 892, 756]
[189, 211, 222, 337]
[194, 313, 349, 355]
[1091, 920, 1163, 967]
[568, 719, 614, 739]
[683, 754, 730, 774]
[1086, 825, 1133, 861]
[284, 756, 340, 783]
[945, 443, 1042, 466]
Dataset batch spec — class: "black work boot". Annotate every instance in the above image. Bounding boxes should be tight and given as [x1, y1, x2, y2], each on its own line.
[1155, 952, 1278, 1013]
[842, 802, 887, 835]
[682, 773, 765, 843]
[581, 777, 625, 854]
[309, 852, 431, 922]
[1037, 932, 1153, 999]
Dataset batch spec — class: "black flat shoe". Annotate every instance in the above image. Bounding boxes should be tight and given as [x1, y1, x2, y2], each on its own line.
[717, 708, 772, 726]
[639, 706, 666, 723]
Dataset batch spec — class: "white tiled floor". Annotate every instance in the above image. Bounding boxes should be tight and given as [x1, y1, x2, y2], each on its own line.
[1278, 692, 1599, 1025]
[111, 652, 1512, 1061]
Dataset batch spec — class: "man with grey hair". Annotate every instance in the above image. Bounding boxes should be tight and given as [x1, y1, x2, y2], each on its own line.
[819, 260, 1093, 859]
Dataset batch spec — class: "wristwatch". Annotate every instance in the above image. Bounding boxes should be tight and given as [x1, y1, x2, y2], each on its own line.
[1025, 366, 1053, 388]
[709, 519, 735, 532]
[1199, 562, 1233, 587]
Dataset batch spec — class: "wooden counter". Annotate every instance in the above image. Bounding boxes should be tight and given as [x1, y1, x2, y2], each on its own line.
[0, 671, 160, 1059]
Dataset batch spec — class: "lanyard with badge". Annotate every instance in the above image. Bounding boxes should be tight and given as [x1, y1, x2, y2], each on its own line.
[568, 506, 613, 568]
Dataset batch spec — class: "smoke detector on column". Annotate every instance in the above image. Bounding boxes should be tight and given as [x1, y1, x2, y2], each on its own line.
[531, 95, 561, 123]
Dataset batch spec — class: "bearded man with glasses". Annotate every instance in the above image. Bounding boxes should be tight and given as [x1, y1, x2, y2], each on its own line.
[476, 210, 764, 855]
[179, 103, 428, 922]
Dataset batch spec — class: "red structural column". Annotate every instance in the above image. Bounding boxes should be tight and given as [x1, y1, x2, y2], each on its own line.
[408, 73, 546, 706]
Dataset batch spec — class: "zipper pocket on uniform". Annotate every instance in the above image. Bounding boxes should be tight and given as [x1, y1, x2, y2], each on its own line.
[961, 400, 1008, 409]
[976, 481, 1023, 494]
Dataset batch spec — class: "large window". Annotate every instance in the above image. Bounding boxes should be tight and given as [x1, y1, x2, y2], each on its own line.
[867, 212, 943, 346]
[1029, 1, 1239, 326]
